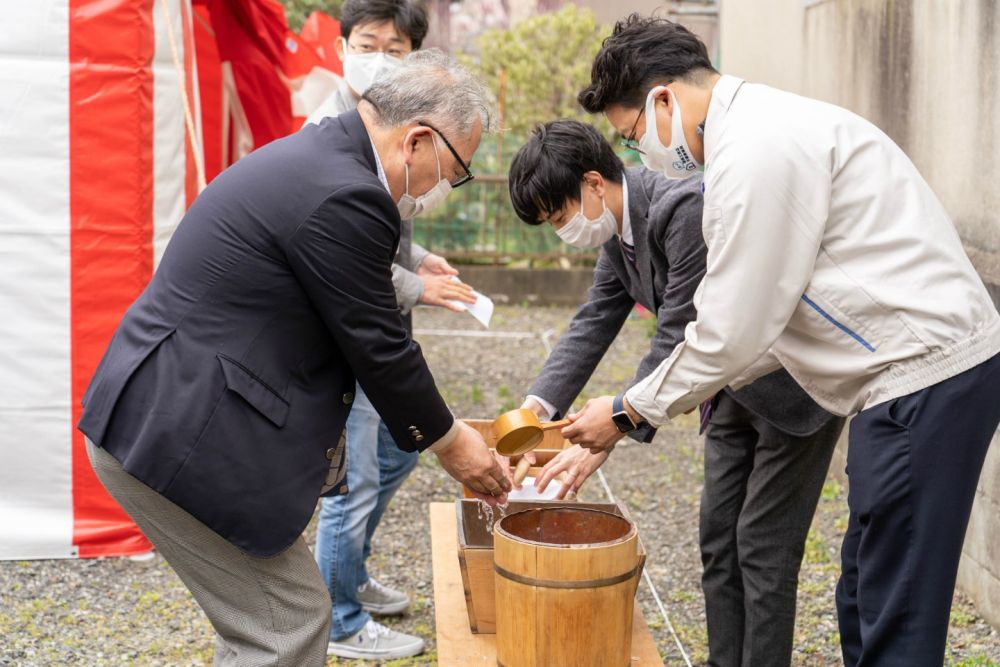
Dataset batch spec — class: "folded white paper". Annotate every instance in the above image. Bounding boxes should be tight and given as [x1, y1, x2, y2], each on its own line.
[446, 279, 494, 328]
[507, 476, 563, 501]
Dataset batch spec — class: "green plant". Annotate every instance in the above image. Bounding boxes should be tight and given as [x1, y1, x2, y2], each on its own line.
[281, 0, 344, 31]
[820, 479, 842, 501]
[803, 528, 830, 564]
[497, 384, 518, 413]
[462, 5, 612, 141]
[950, 606, 977, 628]
[643, 315, 658, 339]
[949, 657, 999, 667]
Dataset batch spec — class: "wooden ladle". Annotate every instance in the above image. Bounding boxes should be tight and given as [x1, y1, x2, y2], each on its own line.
[492, 408, 571, 456]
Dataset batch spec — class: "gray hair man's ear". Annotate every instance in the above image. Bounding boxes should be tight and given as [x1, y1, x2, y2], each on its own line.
[400, 125, 434, 165]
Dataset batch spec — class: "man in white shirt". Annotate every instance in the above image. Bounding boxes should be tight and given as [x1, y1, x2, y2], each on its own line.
[553, 13, 1000, 666]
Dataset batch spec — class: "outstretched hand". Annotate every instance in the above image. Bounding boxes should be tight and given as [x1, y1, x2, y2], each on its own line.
[535, 444, 612, 500]
[560, 395, 625, 453]
[435, 421, 511, 505]
[417, 253, 459, 277]
[419, 274, 475, 311]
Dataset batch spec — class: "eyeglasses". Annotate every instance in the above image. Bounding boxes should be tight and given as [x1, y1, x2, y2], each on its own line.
[360, 95, 475, 188]
[418, 121, 475, 188]
[344, 39, 410, 60]
[619, 108, 646, 154]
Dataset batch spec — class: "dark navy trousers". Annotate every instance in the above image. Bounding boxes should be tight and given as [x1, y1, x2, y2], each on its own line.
[836, 352, 1000, 666]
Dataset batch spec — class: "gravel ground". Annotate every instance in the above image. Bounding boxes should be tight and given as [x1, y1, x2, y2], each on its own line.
[2, 305, 999, 666]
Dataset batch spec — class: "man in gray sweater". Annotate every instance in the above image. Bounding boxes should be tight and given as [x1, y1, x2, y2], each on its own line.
[508, 120, 845, 666]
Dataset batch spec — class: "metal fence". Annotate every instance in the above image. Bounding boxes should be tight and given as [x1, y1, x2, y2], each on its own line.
[414, 175, 599, 266]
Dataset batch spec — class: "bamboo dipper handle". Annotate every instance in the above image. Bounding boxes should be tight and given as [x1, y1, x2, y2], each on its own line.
[540, 418, 571, 431]
[512, 457, 532, 485]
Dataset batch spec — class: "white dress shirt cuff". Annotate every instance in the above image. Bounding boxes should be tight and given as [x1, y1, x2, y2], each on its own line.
[524, 395, 558, 421]
[424, 418, 460, 454]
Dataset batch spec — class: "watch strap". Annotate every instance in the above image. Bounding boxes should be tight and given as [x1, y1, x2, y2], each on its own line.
[612, 393, 638, 433]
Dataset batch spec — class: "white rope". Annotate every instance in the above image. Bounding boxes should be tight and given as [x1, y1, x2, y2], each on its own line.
[158, 0, 207, 192]
[596, 469, 694, 667]
[412, 329, 537, 340]
[540, 328, 557, 355]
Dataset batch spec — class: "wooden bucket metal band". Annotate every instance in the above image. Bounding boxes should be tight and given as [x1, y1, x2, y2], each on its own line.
[493, 563, 639, 590]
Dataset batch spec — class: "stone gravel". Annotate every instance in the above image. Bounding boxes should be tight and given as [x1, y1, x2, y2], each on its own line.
[2, 305, 998, 666]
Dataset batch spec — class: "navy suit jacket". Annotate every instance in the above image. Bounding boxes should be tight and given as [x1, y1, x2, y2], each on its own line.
[78, 111, 453, 557]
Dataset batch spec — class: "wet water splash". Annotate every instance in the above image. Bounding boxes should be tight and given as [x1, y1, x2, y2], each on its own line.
[476, 499, 510, 534]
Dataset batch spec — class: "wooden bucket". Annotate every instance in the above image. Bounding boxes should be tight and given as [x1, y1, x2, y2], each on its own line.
[493, 507, 642, 667]
[456, 499, 639, 634]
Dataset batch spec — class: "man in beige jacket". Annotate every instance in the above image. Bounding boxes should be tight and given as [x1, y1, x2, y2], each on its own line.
[555, 14, 1000, 667]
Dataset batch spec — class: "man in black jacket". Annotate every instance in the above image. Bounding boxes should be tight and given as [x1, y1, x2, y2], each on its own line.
[78, 52, 509, 666]
[509, 121, 845, 667]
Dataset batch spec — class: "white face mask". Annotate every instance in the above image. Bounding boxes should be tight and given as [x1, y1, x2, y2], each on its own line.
[555, 186, 618, 249]
[639, 86, 701, 179]
[341, 40, 403, 96]
[397, 133, 452, 219]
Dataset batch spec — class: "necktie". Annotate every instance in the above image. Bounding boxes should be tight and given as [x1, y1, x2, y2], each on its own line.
[699, 394, 718, 435]
[620, 238, 637, 266]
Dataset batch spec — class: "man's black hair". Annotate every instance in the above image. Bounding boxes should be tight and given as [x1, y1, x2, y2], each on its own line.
[508, 120, 624, 226]
[340, 0, 429, 50]
[578, 13, 716, 113]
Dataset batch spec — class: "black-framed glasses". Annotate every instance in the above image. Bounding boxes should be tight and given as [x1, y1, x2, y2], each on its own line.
[343, 39, 410, 60]
[359, 94, 475, 188]
[619, 108, 646, 154]
[418, 121, 475, 188]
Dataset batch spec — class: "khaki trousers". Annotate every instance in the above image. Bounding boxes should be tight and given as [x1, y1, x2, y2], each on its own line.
[85, 439, 331, 666]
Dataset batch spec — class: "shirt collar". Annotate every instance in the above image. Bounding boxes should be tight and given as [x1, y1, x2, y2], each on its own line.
[369, 139, 391, 193]
[620, 171, 633, 245]
[703, 74, 746, 168]
[338, 81, 359, 112]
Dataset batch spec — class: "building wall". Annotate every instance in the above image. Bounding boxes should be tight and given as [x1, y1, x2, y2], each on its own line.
[720, 0, 1000, 629]
[719, 0, 1000, 254]
[574, 0, 665, 26]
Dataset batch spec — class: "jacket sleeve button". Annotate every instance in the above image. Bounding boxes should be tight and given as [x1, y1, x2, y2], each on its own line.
[414, 435, 424, 443]
[326, 448, 337, 460]
[342, 392, 354, 405]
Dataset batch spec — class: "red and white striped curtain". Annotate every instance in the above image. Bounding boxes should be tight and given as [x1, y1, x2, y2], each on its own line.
[0, 0, 200, 559]
[1, 0, 341, 560]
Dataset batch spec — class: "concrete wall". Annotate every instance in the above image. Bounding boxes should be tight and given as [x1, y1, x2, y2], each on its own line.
[719, 0, 1000, 255]
[958, 432, 1000, 631]
[719, 0, 1000, 628]
[458, 266, 594, 306]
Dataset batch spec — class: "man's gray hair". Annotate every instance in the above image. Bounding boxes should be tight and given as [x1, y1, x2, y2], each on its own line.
[363, 50, 494, 137]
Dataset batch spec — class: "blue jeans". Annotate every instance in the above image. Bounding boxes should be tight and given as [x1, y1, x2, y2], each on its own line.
[314, 383, 420, 641]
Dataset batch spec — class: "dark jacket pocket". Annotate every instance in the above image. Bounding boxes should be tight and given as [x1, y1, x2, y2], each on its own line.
[217, 354, 290, 428]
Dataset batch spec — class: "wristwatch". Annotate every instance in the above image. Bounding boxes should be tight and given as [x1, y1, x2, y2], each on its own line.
[611, 394, 641, 433]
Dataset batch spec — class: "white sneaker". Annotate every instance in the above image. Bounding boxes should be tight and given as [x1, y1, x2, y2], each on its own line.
[357, 577, 410, 615]
[326, 620, 425, 660]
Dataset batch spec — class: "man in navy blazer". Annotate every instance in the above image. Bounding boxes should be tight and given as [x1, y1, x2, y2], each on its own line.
[78, 52, 509, 665]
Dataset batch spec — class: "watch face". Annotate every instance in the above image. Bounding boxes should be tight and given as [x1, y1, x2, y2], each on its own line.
[611, 411, 635, 433]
